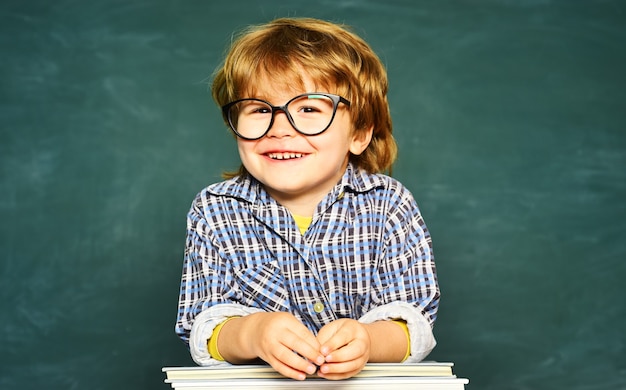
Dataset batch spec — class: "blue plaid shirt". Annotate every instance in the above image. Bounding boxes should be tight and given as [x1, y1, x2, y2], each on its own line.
[176, 163, 440, 364]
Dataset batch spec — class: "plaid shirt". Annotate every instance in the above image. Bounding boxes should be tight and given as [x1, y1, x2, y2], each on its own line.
[176, 163, 440, 364]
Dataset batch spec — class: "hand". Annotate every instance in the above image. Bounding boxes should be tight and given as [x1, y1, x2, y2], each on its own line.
[315, 319, 371, 380]
[238, 312, 325, 380]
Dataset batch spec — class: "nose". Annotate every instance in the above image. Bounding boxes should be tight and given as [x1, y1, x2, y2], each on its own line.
[266, 109, 297, 138]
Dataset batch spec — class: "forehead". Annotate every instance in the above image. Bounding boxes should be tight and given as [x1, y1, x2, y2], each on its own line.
[242, 70, 333, 101]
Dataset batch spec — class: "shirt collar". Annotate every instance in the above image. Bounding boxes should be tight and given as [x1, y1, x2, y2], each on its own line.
[207, 162, 386, 205]
[339, 162, 386, 194]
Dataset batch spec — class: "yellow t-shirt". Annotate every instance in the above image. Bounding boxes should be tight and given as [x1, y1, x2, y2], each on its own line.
[292, 214, 313, 235]
[392, 319, 411, 362]
[207, 317, 238, 361]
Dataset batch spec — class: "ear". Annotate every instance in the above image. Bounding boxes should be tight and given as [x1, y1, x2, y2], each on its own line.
[349, 125, 374, 156]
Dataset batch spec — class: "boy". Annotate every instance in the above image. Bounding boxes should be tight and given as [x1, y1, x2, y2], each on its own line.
[175, 17, 439, 381]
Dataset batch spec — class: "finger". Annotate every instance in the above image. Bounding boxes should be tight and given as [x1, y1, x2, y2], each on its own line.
[275, 331, 323, 371]
[290, 335, 325, 366]
[270, 360, 310, 381]
[317, 359, 364, 380]
[325, 338, 368, 364]
[269, 347, 319, 380]
[316, 322, 338, 346]
[319, 329, 351, 357]
[274, 324, 325, 367]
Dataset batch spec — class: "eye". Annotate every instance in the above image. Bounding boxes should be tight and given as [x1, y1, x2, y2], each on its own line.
[253, 106, 271, 114]
[241, 101, 271, 115]
[299, 105, 323, 114]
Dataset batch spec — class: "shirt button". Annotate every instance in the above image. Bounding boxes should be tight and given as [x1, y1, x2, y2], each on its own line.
[313, 302, 325, 313]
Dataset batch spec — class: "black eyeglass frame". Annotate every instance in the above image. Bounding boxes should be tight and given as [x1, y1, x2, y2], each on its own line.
[221, 92, 351, 140]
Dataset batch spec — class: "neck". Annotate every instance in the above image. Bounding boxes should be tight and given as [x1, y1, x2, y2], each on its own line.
[266, 189, 322, 217]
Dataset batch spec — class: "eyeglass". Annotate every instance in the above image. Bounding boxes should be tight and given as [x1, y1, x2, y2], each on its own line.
[221, 93, 351, 140]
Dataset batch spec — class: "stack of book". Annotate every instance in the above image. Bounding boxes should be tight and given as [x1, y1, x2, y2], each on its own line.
[162, 362, 469, 389]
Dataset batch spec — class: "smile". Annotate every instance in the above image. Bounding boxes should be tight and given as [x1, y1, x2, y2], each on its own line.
[267, 152, 305, 160]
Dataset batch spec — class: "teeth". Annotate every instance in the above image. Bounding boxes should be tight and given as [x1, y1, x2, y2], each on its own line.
[268, 152, 304, 160]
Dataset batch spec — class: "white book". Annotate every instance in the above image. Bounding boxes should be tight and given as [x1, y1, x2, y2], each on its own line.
[162, 362, 469, 389]
[165, 376, 469, 389]
[163, 362, 455, 380]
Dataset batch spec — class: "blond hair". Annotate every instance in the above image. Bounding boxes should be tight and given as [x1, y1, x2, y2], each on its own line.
[212, 17, 397, 177]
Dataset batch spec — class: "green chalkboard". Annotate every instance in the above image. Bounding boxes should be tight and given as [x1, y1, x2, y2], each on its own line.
[1, 1, 625, 389]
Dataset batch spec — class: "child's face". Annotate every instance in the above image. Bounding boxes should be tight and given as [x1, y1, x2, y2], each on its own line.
[236, 75, 371, 212]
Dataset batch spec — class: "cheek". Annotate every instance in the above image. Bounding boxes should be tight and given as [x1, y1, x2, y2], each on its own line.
[237, 139, 254, 153]
[236, 140, 256, 165]
[236, 141, 245, 158]
[314, 137, 353, 163]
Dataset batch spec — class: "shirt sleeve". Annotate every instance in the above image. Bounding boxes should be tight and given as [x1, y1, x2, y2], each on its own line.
[358, 301, 436, 362]
[362, 183, 440, 362]
[174, 197, 264, 366]
[190, 304, 263, 365]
